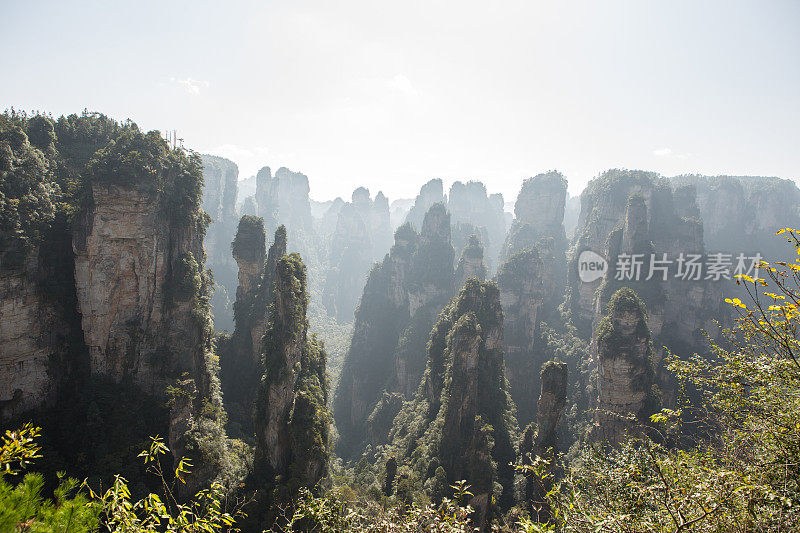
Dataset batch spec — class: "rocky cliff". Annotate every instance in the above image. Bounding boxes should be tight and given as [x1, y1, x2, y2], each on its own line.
[252, 252, 329, 525]
[670, 174, 800, 261]
[333, 203, 456, 458]
[322, 188, 393, 322]
[502, 172, 568, 265]
[447, 181, 506, 272]
[0, 116, 78, 421]
[496, 248, 547, 426]
[405, 178, 444, 230]
[455, 234, 487, 288]
[219, 219, 288, 438]
[518, 360, 568, 521]
[200, 154, 239, 331]
[1, 113, 229, 491]
[592, 288, 658, 445]
[568, 170, 658, 333]
[384, 279, 518, 526]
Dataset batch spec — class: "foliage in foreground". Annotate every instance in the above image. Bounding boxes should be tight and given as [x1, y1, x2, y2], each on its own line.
[0, 425, 245, 532]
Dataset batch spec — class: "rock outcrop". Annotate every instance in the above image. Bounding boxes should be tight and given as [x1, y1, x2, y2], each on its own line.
[405, 178, 444, 230]
[0, 250, 73, 420]
[322, 188, 393, 322]
[254, 166, 316, 267]
[496, 248, 547, 426]
[502, 172, 568, 265]
[568, 170, 658, 333]
[518, 360, 568, 521]
[455, 234, 487, 288]
[592, 288, 657, 445]
[447, 181, 506, 272]
[1, 112, 231, 493]
[219, 219, 287, 438]
[670, 174, 800, 261]
[384, 279, 518, 526]
[252, 252, 329, 525]
[333, 203, 456, 458]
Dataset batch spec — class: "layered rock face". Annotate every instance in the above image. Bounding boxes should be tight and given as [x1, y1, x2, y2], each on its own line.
[385, 279, 518, 525]
[0, 117, 85, 421]
[322, 188, 393, 322]
[73, 182, 208, 392]
[0, 114, 230, 492]
[200, 154, 239, 331]
[592, 288, 657, 445]
[0, 252, 70, 419]
[447, 181, 506, 272]
[496, 249, 547, 426]
[252, 253, 329, 523]
[333, 203, 456, 458]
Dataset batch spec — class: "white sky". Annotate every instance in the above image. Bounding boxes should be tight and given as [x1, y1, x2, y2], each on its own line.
[2, 0, 799, 202]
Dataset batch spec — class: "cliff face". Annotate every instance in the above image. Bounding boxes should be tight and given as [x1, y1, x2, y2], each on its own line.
[385, 279, 518, 525]
[73, 182, 206, 391]
[0, 117, 77, 421]
[0, 251, 71, 419]
[455, 234, 487, 288]
[405, 178, 444, 230]
[252, 253, 329, 524]
[496, 249, 547, 426]
[569, 170, 658, 333]
[447, 181, 506, 272]
[592, 288, 657, 445]
[503, 172, 568, 263]
[254, 166, 316, 264]
[200, 154, 239, 331]
[333, 203, 456, 458]
[322, 188, 393, 322]
[219, 219, 287, 438]
[670, 174, 800, 260]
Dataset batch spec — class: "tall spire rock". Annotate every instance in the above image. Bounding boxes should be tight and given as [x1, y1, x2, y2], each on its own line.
[384, 279, 518, 527]
[334, 203, 456, 459]
[254, 166, 316, 266]
[232, 215, 266, 297]
[455, 234, 487, 288]
[568, 169, 658, 334]
[496, 248, 548, 426]
[591, 287, 658, 445]
[502, 171, 567, 265]
[219, 220, 286, 438]
[67, 124, 228, 490]
[252, 252, 330, 524]
[518, 360, 568, 521]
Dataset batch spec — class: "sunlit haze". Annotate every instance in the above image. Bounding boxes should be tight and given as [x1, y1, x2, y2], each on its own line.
[3, 0, 798, 201]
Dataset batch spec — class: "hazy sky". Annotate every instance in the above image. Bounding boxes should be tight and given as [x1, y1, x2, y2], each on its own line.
[3, 1, 799, 202]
